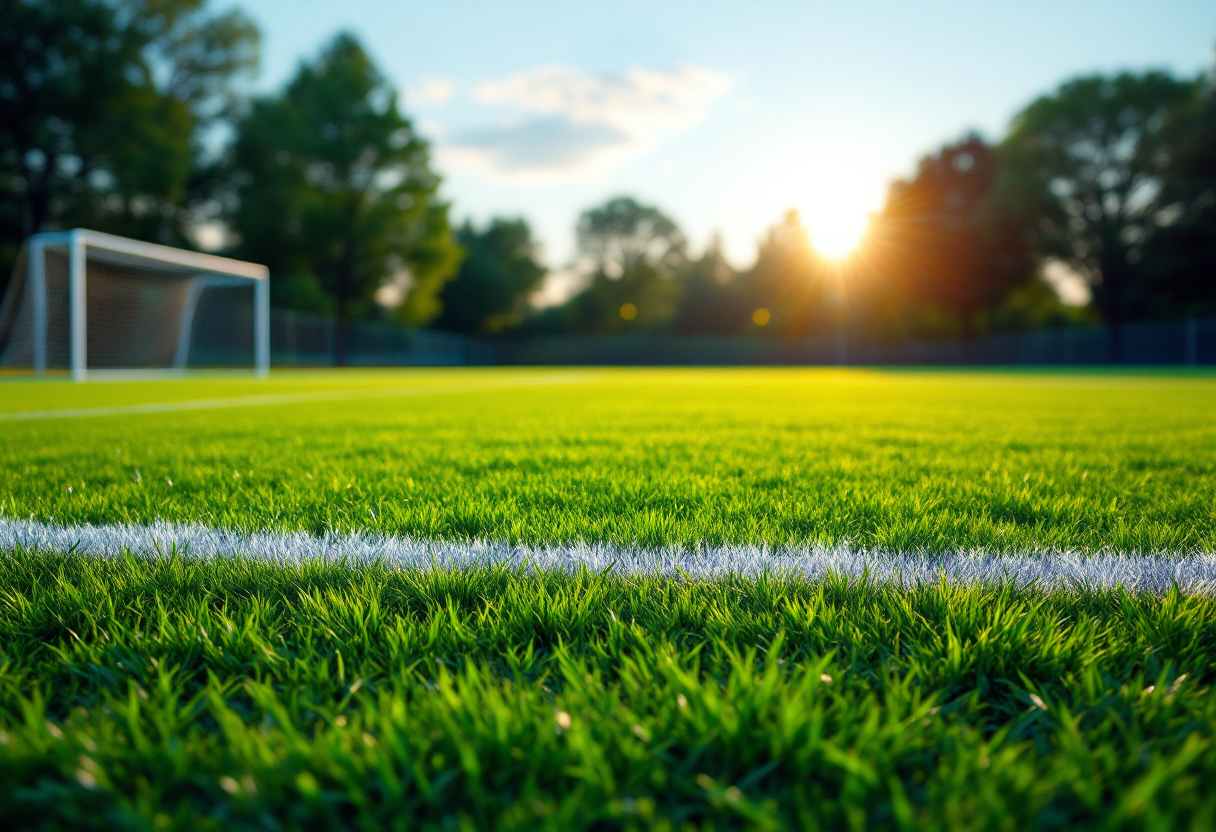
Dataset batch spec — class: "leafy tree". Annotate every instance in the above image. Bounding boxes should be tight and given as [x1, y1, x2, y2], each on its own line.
[738, 210, 834, 338]
[670, 235, 746, 335]
[868, 134, 1034, 338]
[0, 0, 257, 255]
[999, 72, 1197, 356]
[990, 277, 1100, 332]
[1137, 65, 1216, 317]
[552, 197, 687, 333]
[576, 196, 687, 281]
[225, 33, 460, 362]
[432, 218, 545, 334]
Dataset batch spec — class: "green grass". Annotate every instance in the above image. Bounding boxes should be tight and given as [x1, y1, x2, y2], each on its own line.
[1, 551, 1215, 830]
[2, 368, 1214, 551]
[3, 367, 1216, 829]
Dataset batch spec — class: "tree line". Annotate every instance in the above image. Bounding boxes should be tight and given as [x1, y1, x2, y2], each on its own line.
[3, 0, 1214, 360]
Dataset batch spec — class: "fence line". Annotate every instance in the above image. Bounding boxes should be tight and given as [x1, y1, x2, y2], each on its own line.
[272, 310, 1216, 367]
[270, 309, 484, 367]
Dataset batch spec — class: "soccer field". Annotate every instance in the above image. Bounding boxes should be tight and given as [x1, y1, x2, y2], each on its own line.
[3, 368, 1214, 550]
[2, 368, 1215, 829]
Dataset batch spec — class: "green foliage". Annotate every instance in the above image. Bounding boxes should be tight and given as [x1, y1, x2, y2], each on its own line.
[0, 0, 258, 247]
[224, 33, 460, 347]
[736, 210, 836, 338]
[869, 135, 1035, 338]
[1, 368, 1213, 551]
[0, 551, 1214, 829]
[542, 198, 687, 333]
[990, 278, 1099, 333]
[999, 72, 1198, 332]
[670, 237, 747, 335]
[433, 218, 545, 335]
[1138, 70, 1216, 318]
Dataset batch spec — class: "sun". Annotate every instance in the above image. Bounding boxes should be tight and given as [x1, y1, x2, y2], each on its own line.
[807, 210, 870, 260]
[794, 163, 882, 260]
[756, 156, 883, 262]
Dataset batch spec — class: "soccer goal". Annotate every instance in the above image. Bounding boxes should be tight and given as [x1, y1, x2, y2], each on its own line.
[0, 229, 269, 380]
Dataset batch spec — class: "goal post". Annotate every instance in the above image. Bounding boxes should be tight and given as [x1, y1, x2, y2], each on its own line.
[0, 229, 269, 380]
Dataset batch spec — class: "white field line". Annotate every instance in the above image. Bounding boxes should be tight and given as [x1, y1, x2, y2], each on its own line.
[0, 373, 590, 422]
[2, 518, 1214, 594]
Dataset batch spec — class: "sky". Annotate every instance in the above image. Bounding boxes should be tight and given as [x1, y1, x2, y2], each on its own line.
[226, 0, 1215, 302]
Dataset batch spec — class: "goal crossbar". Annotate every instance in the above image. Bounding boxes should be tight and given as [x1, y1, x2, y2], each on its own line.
[20, 229, 269, 381]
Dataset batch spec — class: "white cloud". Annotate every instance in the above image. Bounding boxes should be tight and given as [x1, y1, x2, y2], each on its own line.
[442, 118, 632, 181]
[442, 64, 731, 181]
[408, 76, 455, 107]
[477, 64, 731, 134]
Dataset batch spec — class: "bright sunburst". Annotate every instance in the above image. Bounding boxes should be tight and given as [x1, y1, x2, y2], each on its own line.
[806, 210, 870, 259]
[798, 163, 881, 260]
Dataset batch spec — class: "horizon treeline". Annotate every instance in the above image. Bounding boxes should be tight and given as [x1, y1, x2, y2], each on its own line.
[3, 0, 1214, 359]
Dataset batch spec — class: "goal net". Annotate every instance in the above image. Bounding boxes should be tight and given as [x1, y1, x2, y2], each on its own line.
[0, 230, 268, 380]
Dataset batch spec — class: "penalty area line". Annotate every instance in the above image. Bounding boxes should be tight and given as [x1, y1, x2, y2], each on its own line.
[1, 518, 1214, 595]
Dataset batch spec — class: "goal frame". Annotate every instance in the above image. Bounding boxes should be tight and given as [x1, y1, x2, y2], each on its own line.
[24, 229, 269, 381]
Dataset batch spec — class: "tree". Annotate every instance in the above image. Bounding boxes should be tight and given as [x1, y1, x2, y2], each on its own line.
[0, 0, 258, 255]
[225, 33, 460, 363]
[670, 235, 746, 335]
[868, 134, 1034, 338]
[990, 277, 1099, 332]
[553, 197, 687, 333]
[999, 72, 1197, 357]
[739, 210, 833, 338]
[1137, 65, 1216, 317]
[575, 196, 687, 281]
[432, 218, 546, 334]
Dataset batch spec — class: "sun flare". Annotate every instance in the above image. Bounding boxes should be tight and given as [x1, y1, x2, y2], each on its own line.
[807, 211, 870, 259]
[793, 162, 882, 260]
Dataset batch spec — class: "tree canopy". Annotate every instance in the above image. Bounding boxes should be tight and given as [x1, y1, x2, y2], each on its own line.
[1137, 70, 1216, 318]
[0, 0, 258, 251]
[544, 197, 688, 333]
[868, 134, 1034, 337]
[224, 33, 460, 360]
[433, 219, 546, 335]
[999, 72, 1198, 350]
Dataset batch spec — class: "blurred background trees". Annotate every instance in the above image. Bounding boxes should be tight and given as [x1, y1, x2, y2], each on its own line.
[1137, 71, 1216, 320]
[866, 135, 1034, 340]
[222, 33, 459, 363]
[998, 72, 1200, 357]
[432, 218, 546, 334]
[737, 210, 833, 338]
[0, 0, 257, 294]
[530, 197, 688, 334]
[2, 0, 1213, 344]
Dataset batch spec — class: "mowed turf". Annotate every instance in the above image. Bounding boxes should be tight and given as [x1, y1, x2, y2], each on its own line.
[2, 552, 1215, 830]
[2, 368, 1216, 829]
[1, 367, 1214, 552]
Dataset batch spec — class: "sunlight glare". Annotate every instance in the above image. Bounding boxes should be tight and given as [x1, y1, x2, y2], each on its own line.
[797, 161, 883, 260]
[807, 210, 870, 259]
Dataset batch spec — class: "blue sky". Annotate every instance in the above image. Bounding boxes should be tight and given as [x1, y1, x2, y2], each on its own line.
[228, 0, 1215, 300]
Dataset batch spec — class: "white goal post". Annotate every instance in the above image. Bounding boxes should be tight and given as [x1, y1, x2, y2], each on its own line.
[0, 229, 269, 381]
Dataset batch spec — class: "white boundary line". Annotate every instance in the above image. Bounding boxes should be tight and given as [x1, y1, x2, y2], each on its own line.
[2, 518, 1214, 594]
[0, 374, 590, 422]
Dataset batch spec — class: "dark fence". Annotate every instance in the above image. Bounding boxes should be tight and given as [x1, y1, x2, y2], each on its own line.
[272, 311, 1216, 367]
[271, 309, 489, 366]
